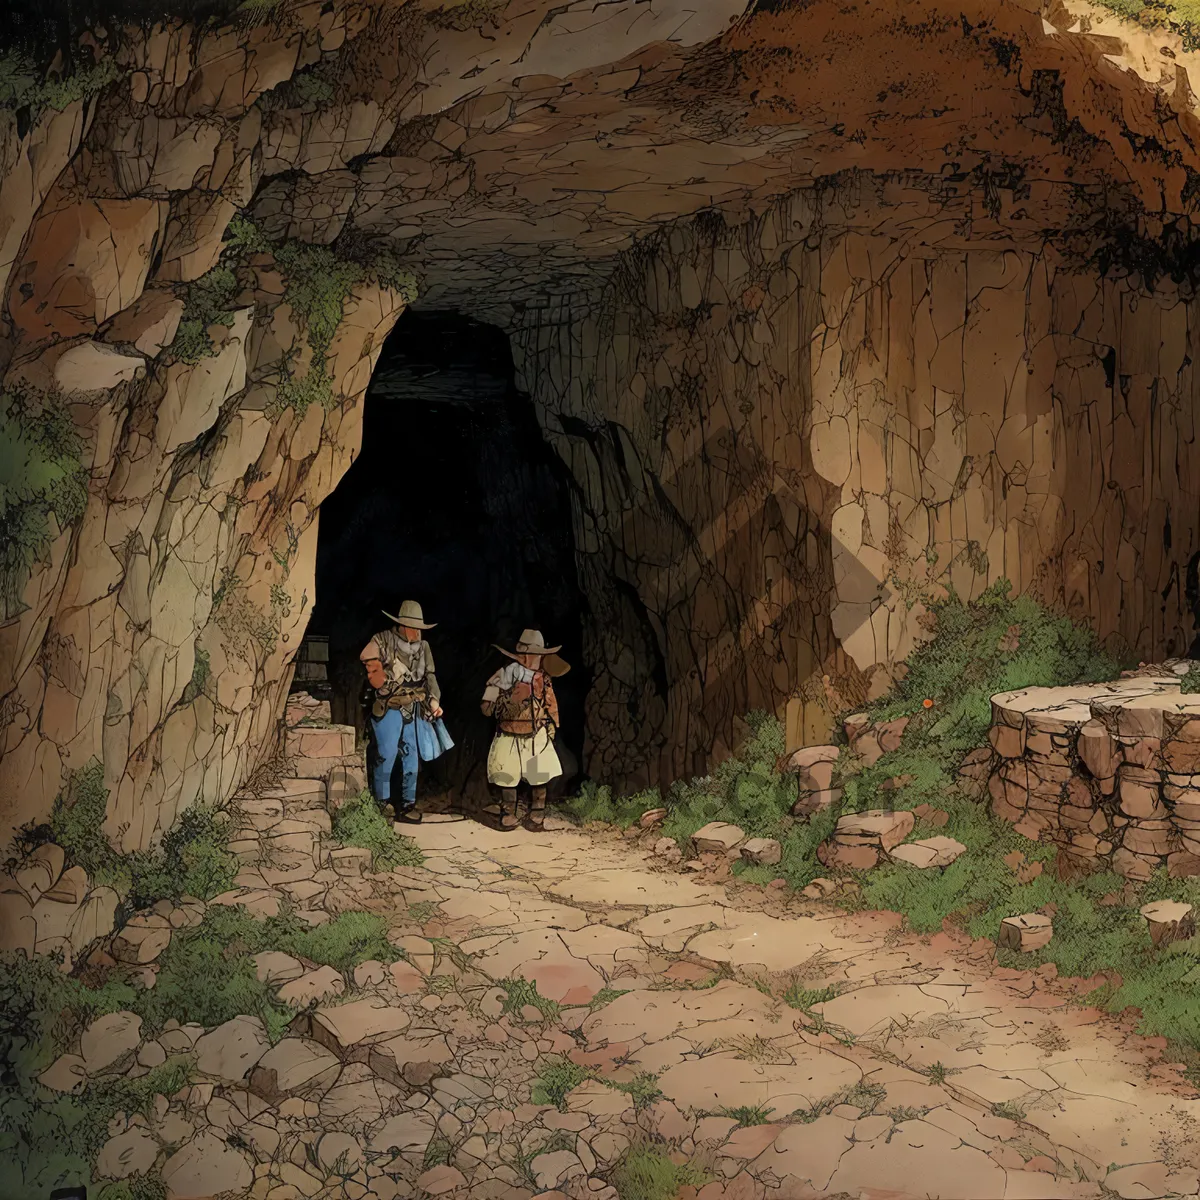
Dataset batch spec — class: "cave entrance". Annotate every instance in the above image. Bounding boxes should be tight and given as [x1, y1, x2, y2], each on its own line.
[307, 311, 588, 812]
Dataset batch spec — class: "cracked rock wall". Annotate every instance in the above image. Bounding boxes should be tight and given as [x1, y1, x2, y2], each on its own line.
[0, 6, 409, 852]
[512, 176, 1200, 790]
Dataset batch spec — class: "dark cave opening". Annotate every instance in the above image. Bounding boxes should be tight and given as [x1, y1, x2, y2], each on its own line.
[307, 311, 589, 810]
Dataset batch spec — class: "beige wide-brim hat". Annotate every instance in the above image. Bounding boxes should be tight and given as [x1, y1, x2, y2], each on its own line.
[494, 629, 571, 676]
[383, 600, 437, 629]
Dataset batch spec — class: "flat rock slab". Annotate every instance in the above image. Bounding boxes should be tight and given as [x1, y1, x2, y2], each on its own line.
[581, 981, 775, 1045]
[687, 911, 857, 973]
[890, 836, 967, 869]
[548, 868, 723, 907]
[660, 1049, 862, 1114]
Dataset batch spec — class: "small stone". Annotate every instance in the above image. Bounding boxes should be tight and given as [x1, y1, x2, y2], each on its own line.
[137, 1040, 167, 1069]
[889, 837, 967, 869]
[97, 1127, 159, 1179]
[1140, 899, 1196, 947]
[740, 838, 781, 866]
[81, 1011, 142, 1073]
[799, 877, 836, 900]
[331, 847, 373, 878]
[39, 1053, 88, 1094]
[353, 959, 386, 988]
[278, 965, 345, 1007]
[194, 1014, 271, 1084]
[112, 914, 173, 964]
[691, 823, 745, 855]
[316, 1131, 363, 1173]
[533, 1149, 586, 1189]
[254, 951, 306, 984]
[161, 1130, 254, 1198]
[998, 913, 1053, 953]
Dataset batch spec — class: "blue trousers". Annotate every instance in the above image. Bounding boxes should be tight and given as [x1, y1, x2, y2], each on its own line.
[371, 708, 418, 806]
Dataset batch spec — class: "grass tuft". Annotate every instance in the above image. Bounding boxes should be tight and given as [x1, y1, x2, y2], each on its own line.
[499, 975, 560, 1021]
[332, 790, 424, 872]
[531, 1056, 594, 1110]
[720, 1103, 776, 1126]
[610, 1142, 714, 1200]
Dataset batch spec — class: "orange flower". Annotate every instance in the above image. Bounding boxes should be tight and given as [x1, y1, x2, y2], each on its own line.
[922, 698, 934, 709]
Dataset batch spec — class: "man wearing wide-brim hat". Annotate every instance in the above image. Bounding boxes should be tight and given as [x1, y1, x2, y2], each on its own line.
[481, 629, 569, 831]
[359, 600, 453, 823]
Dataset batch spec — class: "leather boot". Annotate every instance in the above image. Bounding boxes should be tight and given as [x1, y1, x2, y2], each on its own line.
[525, 785, 547, 832]
[498, 788, 520, 830]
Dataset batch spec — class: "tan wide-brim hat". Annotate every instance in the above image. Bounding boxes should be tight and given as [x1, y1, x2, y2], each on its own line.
[494, 629, 570, 676]
[383, 600, 436, 629]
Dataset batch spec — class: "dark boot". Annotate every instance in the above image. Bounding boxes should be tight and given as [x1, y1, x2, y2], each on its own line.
[524, 786, 547, 832]
[499, 788, 520, 831]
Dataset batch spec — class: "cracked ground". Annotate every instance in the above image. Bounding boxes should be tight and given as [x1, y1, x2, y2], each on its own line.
[84, 772, 1200, 1200]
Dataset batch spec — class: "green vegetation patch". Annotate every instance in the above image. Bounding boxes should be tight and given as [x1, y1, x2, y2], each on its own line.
[222, 217, 418, 418]
[1093, 0, 1200, 50]
[0, 52, 122, 117]
[26, 760, 238, 908]
[499, 975, 561, 1021]
[531, 1056, 595, 1110]
[137, 904, 401, 1037]
[0, 951, 185, 1200]
[167, 264, 239, 363]
[610, 1143, 714, 1200]
[332, 791, 424, 871]
[0, 390, 89, 622]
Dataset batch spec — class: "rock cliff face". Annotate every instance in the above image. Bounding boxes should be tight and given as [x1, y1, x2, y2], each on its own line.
[5, 0, 1200, 838]
[511, 177, 1200, 785]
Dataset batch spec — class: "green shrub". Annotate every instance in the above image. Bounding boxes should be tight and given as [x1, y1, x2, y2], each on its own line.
[126, 804, 239, 908]
[179, 646, 211, 705]
[221, 217, 419, 418]
[563, 781, 653, 828]
[720, 1104, 775, 1126]
[606, 1071, 663, 1111]
[332, 791, 424, 871]
[135, 906, 296, 1039]
[1181, 663, 1200, 694]
[0, 391, 89, 621]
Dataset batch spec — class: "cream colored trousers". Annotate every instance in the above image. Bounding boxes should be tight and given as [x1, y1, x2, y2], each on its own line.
[486, 726, 562, 787]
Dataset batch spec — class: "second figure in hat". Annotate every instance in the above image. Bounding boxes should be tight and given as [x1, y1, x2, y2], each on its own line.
[481, 629, 568, 831]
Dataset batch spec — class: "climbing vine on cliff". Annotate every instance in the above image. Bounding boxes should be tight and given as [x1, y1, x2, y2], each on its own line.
[0, 390, 88, 621]
[223, 216, 418, 418]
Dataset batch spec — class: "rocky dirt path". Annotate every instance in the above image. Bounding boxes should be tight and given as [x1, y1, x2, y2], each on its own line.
[74, 776, 1200, 1200]
[391, 816, 1200, 1200]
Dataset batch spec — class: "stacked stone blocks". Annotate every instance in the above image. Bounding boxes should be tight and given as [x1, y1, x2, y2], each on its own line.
[986, 665, 1200, 880]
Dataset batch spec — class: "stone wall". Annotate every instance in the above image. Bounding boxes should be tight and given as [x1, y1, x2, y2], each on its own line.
[510, 177, 1200, 789]
[985, 666, 1200, 879]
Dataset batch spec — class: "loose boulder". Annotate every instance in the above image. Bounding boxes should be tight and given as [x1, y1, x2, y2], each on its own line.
[194, 1014, 271, 1084]
[998, 913, 1054, 953]
[818, 809, 915, 870]
[1140, 900, 1196, 948]
[890, 837, 967, 869]
[691, 822, 745, 855]
[80, 1011, 142, 1073]
[741, 838, 782, 866]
